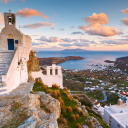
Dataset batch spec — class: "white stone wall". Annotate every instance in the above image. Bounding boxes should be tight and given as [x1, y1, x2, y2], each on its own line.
[31, 64, 63, 88]
[0, 12, 32, 93]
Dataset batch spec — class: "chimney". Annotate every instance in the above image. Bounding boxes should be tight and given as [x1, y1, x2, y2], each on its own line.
[117, 98, 123, 105]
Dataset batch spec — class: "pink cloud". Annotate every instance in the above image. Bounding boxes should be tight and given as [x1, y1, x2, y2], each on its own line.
[121, 8, 128, 14]
[121, 18, 128, 25]
[78, 25, 86, 31]
[79, 13, 121, 37]
[1, 0, 24, 4]
[85, 23, 120, 37]
[82, 13, 108, 24]
[21, 22, 55, 29]
[0, 12, 4, 28]
[16, 8, 48, 19]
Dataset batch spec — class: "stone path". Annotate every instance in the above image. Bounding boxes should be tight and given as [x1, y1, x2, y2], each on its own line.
[9, 82, 34, 96]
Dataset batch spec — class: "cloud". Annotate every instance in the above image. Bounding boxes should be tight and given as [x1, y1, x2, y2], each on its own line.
[1, 0, 24, 3]
[59, 44, 73, 47]
[73, 42, 90, 47]
[79, 13, 121, 37]
[121, 8, 128, 14]
[16, 8, 48, 19]
[78, 25, 86, 31]
[21, 22, 55, 29]
[82, 23, 121, 37]
[82, 13, 108, 24]
[101, 39, 128, 46]
[62, 38, 72, 42]
[38, 36, 63, 42]
[121, 18, 128, 26]
[71, 31, 84, 35]
[0, 13, 4, 28]
[58, 28, 64, 31]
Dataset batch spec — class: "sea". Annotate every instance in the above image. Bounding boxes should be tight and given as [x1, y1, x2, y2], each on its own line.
[36, 51, 128, 70]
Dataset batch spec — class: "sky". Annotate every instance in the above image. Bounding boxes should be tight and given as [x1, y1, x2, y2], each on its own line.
[0, 0, 128, 51]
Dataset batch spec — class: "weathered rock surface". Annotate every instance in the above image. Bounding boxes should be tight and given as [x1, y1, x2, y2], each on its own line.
[0, 82, 60, 128]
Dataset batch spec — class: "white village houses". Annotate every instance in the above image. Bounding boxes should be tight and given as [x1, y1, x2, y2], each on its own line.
[0, 11, 63, 95]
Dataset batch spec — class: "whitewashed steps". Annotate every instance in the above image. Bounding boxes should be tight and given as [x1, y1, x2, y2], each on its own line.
[0, 51, 14, 95]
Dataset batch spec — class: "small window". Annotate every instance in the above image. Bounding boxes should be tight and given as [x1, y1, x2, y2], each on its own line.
[50, 69, 52, 75]
[15, 40, 18, 44]
[55, 68, 58, 75]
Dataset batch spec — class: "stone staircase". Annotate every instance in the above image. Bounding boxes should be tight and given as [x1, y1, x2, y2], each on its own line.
[0, 51, 14, 95]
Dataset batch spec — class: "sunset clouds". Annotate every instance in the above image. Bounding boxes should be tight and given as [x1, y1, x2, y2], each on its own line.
[121, 8, 128, 14]
[1, 0, 25, 4]
[21, 22, 55, 29]
[0, 13, 4, 28]
[79, 13, 121, 37]
[83, 13, 108, 24]
[121, 18, 128, 26]
[16, 8, 48, 19]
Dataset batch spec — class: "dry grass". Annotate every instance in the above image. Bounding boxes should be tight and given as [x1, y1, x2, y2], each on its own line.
[67, 95, 72, 101]
[63, 90, 68, 96]
[66, 106, 72, 113]
[63, 87, 68, 91]
[52, 84, 59, 89]
[89, 119, 93, 128]
[58, 97, 65, 108]
[76, 123, 82, 128]
[73, 94, 79, 100]
[79, 110, 85, 116]
[74, 106, 79, 112]
[71, 114, 76, 121]
[76, 114, 79, 119]
[74, 99, 78, 104]
[43, 85, 47, 90]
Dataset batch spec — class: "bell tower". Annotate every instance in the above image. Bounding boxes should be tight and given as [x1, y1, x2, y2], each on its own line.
[4, 10, 16, 27]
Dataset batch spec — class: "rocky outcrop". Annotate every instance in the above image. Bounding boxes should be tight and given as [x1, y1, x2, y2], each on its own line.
[0, 82, 61, 128]
[27, 50, 40, 81]
[37, 56, 85, 66]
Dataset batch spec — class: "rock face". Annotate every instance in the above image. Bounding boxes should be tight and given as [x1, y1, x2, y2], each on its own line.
[0, 82, 61, 128]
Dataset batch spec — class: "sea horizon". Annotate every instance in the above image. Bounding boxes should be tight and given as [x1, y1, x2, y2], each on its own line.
[36, 51, 128, 70]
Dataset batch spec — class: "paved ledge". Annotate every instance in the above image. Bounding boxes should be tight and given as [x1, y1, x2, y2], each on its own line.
[9, 82, 34, 96]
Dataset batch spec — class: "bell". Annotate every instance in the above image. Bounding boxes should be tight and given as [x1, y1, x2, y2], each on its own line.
[9, 17, 12, 22]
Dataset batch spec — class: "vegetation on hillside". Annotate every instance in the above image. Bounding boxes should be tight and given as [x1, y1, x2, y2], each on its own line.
[33, 81, 109, 128]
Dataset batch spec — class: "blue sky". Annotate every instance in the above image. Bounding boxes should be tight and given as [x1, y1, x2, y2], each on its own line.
[0, 0, 128, 51]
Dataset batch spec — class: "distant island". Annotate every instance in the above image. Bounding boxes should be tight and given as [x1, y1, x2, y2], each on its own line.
[37, 56, 85, 66]
[62, 48, 87, 52]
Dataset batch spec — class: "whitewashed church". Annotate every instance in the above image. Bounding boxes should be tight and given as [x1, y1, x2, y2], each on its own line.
[0, 11, 63, 95]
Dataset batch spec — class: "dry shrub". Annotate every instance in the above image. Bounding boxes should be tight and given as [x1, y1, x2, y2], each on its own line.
[37, 80, 42, 84]
[67, 95, 72, 101]
[76, 114, 79, 119]
[62, 108, 66, 114]
[56, 90, 60, 96]
[89, 119, 93, 128]
[52, 84, 59, 89]
[76, 123, 82, 128]
[43, 85, 47, 90]
[74, 106, 79, 112]
[66, 106, 72, 113]
[47, 89, 53, 96]
[74, 99, 78, 104]
[63, 90, 68, 96]
[71, 114, 76, 121]
[58, 97, 65, 108]
[63, 87, 68, 91]
[54, 90, 58, 98]
[63, 118, 67, 125]
[79, 110, 85, 116]
[73, 94, 79, 100]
